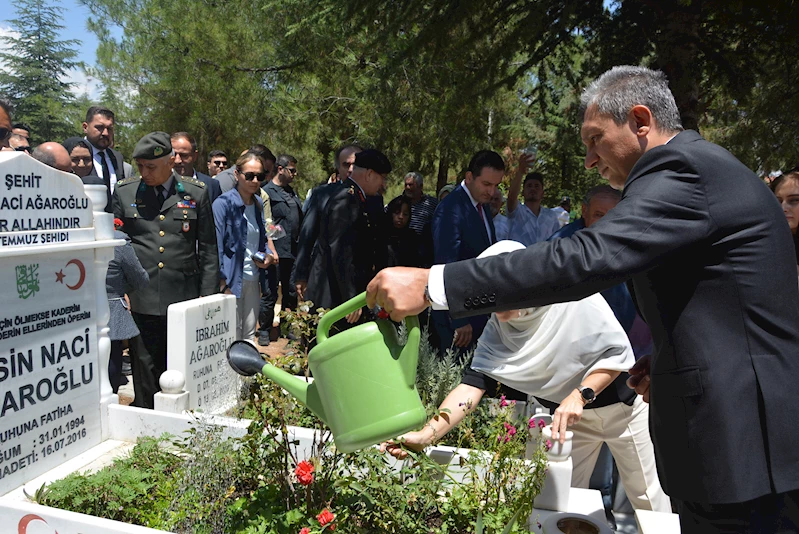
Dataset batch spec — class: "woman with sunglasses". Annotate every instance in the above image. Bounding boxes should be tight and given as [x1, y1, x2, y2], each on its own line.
[212, 152, 277, 342]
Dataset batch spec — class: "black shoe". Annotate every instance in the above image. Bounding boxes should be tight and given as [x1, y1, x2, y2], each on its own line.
[258, 333, 270, 347]
[121, 362, 132, 376]
[286, 332, 297, 341]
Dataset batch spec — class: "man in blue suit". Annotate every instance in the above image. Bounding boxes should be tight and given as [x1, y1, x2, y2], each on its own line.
[430, 150, 503, 358]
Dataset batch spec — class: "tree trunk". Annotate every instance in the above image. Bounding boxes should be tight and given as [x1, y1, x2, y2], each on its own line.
[436, 147, 450, 195]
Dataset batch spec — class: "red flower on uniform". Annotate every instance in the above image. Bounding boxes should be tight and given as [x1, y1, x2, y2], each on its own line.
[317, 509, 335, 530]
[113, 218, 124, 230]
[295, 460, 315, 486]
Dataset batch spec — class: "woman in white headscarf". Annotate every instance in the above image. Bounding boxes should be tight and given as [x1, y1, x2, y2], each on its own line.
[383, 241, 670, 514]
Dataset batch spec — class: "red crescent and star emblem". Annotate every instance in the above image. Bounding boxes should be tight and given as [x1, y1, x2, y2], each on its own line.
[55, 259, 86, 290]
[18, 514, 59, 534]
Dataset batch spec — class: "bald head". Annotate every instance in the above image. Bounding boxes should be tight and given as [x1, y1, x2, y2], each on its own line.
[32, 142, 72, 173]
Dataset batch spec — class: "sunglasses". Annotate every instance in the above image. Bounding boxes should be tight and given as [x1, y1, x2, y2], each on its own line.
[211, 159, 227, 166]
[71, 156, 92, 164]
[15, 146, 30, 152]
[283, 167, 298, 175]
[240, 171, 266, 182]
[0, 128, 10, 141]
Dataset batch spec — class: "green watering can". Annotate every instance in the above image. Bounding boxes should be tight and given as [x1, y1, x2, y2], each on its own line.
[226, 292, 427, 453]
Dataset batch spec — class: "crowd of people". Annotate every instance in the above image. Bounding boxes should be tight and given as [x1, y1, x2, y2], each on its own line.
[3, 61, 799, 533]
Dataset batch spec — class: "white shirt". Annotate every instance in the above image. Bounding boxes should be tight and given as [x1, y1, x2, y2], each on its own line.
[86, 139, 118, 193]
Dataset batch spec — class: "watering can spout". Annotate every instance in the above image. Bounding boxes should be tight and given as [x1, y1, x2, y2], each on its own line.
[226, 340, 328, 425]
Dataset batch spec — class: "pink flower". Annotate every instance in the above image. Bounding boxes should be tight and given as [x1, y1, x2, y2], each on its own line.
[317, 509, 335, 530]
[538, 419, 546, 429]
[295, 460, 314, 486]
[299, 529, 311, 534]
[499, 395, 508, 407]
[503, 422, 517, 437]
[545, 439, 552, 451]
[528, 417, 536, 429]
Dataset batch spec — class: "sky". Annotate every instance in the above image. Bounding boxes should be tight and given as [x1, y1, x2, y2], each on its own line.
[0, 0, 114, 98]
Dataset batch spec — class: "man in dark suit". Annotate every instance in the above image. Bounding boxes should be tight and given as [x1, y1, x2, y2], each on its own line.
[112, 131, 219, 409]
[83, 106, 126, 212]
[430, 150, 502, 357]
[367, 66, 799, 533]
[295, 144, 363, 301]
[305, 149, 390, 324]
[171, 132, 222, 204]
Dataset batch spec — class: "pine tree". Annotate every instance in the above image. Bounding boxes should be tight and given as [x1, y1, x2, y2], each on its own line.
[0, 0, 84, 143]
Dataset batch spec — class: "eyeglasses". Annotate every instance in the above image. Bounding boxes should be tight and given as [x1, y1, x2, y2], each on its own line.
[0, 128, 10, 141]
[211, 160, 227, 167]
[14, 146, 30, 152]
[240, 171, 266, 182]
[284, 167, 298, 175]
[71, 156, 92, 164]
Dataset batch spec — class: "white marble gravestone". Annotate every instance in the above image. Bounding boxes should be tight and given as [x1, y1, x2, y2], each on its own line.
[166, 294, 238, 413]
[0, 152, 121, 494]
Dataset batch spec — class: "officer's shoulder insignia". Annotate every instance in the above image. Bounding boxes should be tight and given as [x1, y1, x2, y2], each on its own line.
[348, 186, 355, 195]
[181, 176, 206, 188]
[116, 176, 139, 187]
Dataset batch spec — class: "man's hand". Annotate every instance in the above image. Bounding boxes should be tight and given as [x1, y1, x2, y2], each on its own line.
[517, 152, 536, 174]
[551, 389, 584, 444]
[626, 354, 652, 403]
[453, 324, 473, 348]
[296, 280, 307, 301]
[366, 267, 431, 322]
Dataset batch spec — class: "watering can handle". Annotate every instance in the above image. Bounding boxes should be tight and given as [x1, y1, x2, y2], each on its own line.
[316, 292, 419, 344]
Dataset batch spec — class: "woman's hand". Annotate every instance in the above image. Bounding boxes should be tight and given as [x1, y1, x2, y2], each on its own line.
[379, 430, 430, 460]
[551, 389, 584, 444]
[345, 308, 363, 324]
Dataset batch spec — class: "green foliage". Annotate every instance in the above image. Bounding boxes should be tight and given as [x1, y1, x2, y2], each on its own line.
[31, 436, 180, 525]
[35, 315, 548, 533]
[0, 0, 85, 143]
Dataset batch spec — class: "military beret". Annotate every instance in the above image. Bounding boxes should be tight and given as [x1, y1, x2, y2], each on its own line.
[132, 131, 172, 160]
[354, 149, 392, 175]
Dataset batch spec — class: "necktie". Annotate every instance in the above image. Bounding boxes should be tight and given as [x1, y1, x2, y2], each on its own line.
[477, 203, 484, 221]
[98, 150, 111, 183]
[156, 185, 166, 209]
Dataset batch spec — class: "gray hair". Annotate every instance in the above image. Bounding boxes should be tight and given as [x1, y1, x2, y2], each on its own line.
[583, 184, 621, 206]
[579, 66, 683, 133]
[404, 171, 424, 187]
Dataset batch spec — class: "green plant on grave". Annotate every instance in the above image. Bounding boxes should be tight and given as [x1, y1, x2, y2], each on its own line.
[29, 436, 180, 525]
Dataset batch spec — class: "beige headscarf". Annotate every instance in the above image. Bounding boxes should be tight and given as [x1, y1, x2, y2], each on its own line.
[470, 240, 635, 404]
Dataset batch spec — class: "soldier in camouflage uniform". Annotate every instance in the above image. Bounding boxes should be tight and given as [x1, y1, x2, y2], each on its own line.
[112, 131, 219, 408]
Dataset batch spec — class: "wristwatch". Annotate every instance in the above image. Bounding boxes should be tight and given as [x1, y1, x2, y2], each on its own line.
[577, 385, 596, 405]
[423, 284, 433, 308]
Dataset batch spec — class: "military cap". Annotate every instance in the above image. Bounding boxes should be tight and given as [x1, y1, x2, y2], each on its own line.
[132, 131, 172, 160]
[354, 149, 392, 175]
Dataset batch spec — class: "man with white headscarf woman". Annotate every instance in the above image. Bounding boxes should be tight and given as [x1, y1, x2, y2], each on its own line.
[383, 241, 670, 514]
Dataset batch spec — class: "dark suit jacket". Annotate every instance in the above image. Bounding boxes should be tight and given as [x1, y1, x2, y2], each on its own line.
[195, 171, 222, 205]
[87, 143, 125, 213]
[305, 179, 385, 310]
[432, 184, 495, 335]
[444, 131, 799, 504]
[295, 182, 343, 284]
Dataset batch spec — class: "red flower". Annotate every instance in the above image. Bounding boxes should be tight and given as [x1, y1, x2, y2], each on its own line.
[113, 218, 124, 230]
[295, 460, 315, 486]
[317, 509, 335, 529]
[377, 308, 390, 320]
[299, 529, 311, 534]
[499, 394, 508, 407]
